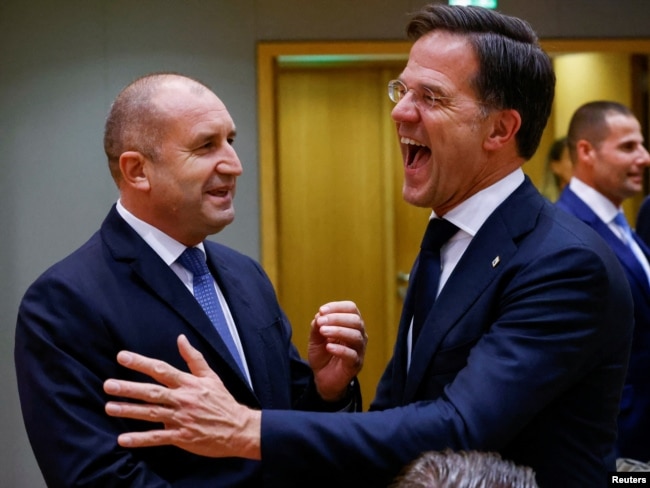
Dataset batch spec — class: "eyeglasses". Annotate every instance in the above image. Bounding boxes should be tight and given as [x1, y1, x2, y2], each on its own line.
[387, 79, 486, 111]
[387, 79, 455, 110]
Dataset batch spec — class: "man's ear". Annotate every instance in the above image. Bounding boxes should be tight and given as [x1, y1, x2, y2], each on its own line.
[575, 139, 594, 166]
[119, 151, 151, 191]
[483, 109, 521, 151]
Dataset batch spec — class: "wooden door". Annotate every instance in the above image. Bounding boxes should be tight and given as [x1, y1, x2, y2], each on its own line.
[275, 65, 429, 405]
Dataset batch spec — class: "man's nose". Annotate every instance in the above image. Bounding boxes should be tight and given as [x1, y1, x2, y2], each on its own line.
[217, 149, 243, 176]
[391, 94, 419, 123]
[638, 145, 650, 167]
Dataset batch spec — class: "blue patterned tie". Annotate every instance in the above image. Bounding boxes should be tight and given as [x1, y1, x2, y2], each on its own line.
[614, 212, 634, 246]
[177, 247, 245, 374]
[412, 218, 459, 344]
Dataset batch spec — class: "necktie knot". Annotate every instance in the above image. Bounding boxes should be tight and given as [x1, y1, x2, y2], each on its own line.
[421, 218, 459, 251]
[178, 247, 210, 277]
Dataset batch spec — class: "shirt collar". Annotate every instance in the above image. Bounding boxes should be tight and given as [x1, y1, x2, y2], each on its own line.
[433, 168, 525, 238]
[115, 200, 205, 265]
[568, 177, 621, 224]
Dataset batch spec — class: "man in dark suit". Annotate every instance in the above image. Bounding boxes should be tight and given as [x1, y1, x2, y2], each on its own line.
[103, 6, 633, 487]
[557, 100, 650, 462]
[14, 73, 366, 487]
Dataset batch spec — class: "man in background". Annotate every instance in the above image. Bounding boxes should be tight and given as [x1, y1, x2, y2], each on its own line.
[541, 136, 572, 201]
[103, 6, 633, 487]
[557, 100, 650, 462]
[15, 72, 366, 487]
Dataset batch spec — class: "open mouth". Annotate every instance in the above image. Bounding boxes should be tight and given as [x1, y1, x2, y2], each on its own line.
[206, 187, 231, 199]
[402, 137, 431, 169]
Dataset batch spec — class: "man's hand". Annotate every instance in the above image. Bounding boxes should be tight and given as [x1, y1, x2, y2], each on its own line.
[103, 335, 261, 459]
[308, 301, 367, 401]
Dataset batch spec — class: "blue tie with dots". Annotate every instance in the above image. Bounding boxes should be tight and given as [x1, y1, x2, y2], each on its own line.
[177, 247, 245, 374]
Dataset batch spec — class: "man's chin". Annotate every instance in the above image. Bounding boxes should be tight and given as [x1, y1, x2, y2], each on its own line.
[402, 188, 432, 209]
[205, 211, 235, 235]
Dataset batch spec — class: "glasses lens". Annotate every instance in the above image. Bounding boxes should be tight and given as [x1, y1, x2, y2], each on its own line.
[388, 80, 405, 104]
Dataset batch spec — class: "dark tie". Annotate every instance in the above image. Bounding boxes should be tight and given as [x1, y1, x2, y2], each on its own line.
[177, 247, 246, 374]
[411, 218, 459, 343]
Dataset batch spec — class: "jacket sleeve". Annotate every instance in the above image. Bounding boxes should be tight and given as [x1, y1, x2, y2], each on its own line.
[259, 243, 632, 486]
[14, 267, 171, 488]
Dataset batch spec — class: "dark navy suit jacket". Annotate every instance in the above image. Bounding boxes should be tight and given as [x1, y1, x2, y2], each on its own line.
[261, 179, 633, 487]
[15, 206, 345, 487]
[558, 187, 650, 461]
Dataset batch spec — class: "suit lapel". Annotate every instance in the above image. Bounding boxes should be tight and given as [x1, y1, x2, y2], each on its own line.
[101, 207, 254, 391]
[391, 259, 418, 403]
[604, 227, 650, 296]
[204, 246, 266, 390]
[205, 245, 301, 406]
[403, 180, 542, 402]
[559, 189, 650, 296]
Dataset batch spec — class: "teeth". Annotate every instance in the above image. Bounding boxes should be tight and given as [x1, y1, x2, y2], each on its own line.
[401, 137, 426, 147]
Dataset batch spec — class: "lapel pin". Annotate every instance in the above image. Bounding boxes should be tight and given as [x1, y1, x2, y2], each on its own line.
[492, 256, 501, 268]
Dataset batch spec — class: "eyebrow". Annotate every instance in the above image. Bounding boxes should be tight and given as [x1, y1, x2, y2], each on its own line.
[192, 126, 237, 142]
[400, 77, 450, 97]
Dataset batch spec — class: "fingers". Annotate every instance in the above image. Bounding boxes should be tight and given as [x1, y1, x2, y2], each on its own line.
[104, 336, 214, 412]
[315, 307, 367, 348]
[114, 350, 186, 388]
[316, 300, 361, 316]
[324, 341, 363, 366]
[105, 398, 171, 423]
[177, 334, 220, 380]
[104, 377, 174, 406]
[319, 323, 366, 349]
[116, 430, 177, 448]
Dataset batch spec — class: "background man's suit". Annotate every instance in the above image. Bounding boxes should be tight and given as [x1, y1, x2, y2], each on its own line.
[558, 187, 650, 461]
[15, 206, 343, 487]
[636, 195, 650, 248]
[260, 179, 633, 487]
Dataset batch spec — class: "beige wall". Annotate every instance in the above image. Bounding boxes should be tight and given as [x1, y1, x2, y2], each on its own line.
[554, 53, 632, 135]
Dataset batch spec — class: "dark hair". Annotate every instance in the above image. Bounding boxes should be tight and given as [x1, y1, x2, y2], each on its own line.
[547, 136, 568, 163]
[567, 100, 634, 157]
[407, 4, 555, 160]
[391, 449, 538, 488]
[103, 72, 211, 183]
